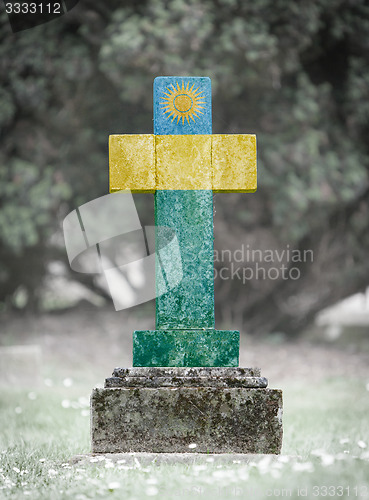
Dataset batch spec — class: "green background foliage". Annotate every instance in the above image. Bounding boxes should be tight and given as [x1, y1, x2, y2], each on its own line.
[0, 0, 369, 333]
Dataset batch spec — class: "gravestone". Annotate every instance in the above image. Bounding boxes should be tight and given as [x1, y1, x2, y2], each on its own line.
[91, 76, 283, 453]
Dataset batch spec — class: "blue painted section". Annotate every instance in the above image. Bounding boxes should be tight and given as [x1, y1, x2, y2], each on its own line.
[154, 76, 212, 135]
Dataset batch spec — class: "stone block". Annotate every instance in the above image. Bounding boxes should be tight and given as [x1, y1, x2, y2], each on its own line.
[132, 330, 239, 367]
[106, 366, 267, 387]
[91, 368, 283, 454]
[156, 135, 212, 190]
[112, 367, 261, 377]
[212, 134, 257, 192]
[109, 134, 155, 193]
[154, 76, 212, 135]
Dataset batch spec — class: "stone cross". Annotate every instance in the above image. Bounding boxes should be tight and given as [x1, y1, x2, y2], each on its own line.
[109, 76, 257, 367]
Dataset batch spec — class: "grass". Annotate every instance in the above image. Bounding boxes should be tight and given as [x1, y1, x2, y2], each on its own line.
[1, 377, 369, 499]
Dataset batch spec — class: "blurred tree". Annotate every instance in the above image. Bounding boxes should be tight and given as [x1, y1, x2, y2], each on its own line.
[0, 0, 368, 333]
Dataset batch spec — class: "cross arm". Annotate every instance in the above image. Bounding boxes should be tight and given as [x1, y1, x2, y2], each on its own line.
[109, 134, 156, 193]
[212, 134, 257, 193]
[109, 134, 257, 192]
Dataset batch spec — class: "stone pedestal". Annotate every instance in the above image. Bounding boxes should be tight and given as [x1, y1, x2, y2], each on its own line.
[91, 368, 283, 454]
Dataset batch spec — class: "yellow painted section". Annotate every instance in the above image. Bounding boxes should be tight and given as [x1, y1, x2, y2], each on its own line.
[212, 134, 257, 193]
[156, 135, 212, 190]
[109, 134, 155, 193]
[109, 133, 257, 192]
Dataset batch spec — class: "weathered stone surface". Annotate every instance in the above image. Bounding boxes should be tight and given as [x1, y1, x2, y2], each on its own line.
[105, 376, 268, 388]
[156, 135, 212, 190]
[153, 77, 212, 136]
[109, 134, 155, 193]
[107, 366, 266, 388]
[133, 329, 239, 367]
[91, 386, 283, 454]
[212, 134, 257, 193]
[113, 367, 261, 377]
[155, 190, 215, 331]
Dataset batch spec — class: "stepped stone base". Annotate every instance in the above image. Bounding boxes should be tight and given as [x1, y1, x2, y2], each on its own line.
[91, 368, 283, 454]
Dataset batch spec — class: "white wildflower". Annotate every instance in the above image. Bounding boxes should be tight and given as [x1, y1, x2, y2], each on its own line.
[271, 468, 281, 479]
[108, 482, 121, 490]
[311, 449, 325, 457]
[256, 455, 272, 473]
[146, 486, 158, 496]
[193, 464, 207, 472]
[358, 440, 367, 449]
[78, 396, 89, 407]
[63, 378, 73, 387]
[321, 454, 335, 466]
[292, 462, 314, 472]
[188, 443, 197, 449]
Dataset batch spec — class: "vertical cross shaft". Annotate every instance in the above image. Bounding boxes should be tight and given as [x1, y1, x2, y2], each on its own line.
[155, 190, 214, 329]
[154, 77, 214, 330]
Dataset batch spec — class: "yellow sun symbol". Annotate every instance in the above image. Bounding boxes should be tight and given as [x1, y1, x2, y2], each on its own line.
[160, 81, 205, 125]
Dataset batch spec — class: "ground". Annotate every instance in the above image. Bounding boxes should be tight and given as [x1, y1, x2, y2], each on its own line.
[0, 304, 369, 499]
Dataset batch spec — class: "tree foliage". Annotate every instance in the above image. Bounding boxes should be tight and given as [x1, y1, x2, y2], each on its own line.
[0, 0, 369, 333]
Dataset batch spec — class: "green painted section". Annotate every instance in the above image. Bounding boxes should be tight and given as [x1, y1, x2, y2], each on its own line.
[133, 330, 239, 367]
[155, 190, 215, 330]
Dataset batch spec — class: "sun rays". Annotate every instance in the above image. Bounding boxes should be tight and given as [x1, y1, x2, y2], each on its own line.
[160, 80, 206, 125]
